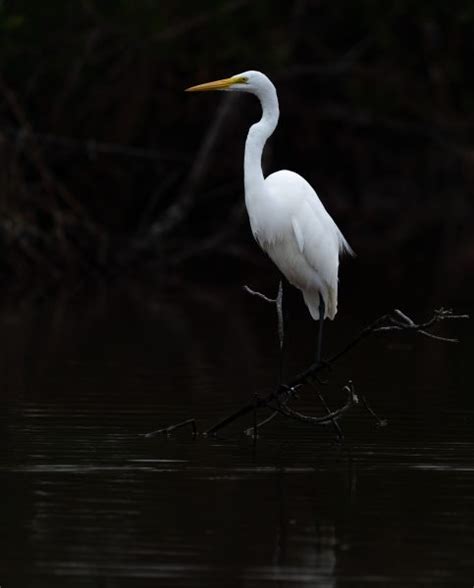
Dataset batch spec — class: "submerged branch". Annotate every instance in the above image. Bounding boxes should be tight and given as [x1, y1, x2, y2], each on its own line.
[202, 307, 468, 437]
[276, 381, 357, 426]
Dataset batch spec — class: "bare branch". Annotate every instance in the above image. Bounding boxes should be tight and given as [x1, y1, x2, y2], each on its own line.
[277, 381, 357, 426]
[243, 285, 277, 304]
[144, 418, 197, 438]
[201, 307, 468, 437]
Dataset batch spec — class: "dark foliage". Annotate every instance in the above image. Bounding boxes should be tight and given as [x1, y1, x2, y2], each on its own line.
[0, 1, 472, 289]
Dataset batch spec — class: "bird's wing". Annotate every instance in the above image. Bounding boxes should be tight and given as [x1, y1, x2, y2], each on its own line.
[291, 216, 305, 253]
[264, 169, 350, 319]
[292, 200, 340, 287]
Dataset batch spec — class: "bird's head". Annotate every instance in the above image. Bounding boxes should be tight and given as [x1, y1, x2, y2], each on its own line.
[185, 70, 272, 96]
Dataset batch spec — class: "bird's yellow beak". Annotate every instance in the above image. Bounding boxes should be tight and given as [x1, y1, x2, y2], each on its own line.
[185, 75, 247, 92]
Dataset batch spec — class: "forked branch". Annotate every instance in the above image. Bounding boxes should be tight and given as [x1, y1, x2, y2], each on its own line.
[145, 306, 468, 439]
[202, 307, 468, 437]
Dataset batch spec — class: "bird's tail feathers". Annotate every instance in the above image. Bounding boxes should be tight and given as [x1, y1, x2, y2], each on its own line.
[338, 230, 355, 257]
[303, 289, 337, 321]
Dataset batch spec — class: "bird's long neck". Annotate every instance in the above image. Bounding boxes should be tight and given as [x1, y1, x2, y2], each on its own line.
[244, 82, 279, 197]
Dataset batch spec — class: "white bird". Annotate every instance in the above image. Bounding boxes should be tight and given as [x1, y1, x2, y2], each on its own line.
[186, 70, 353, 360]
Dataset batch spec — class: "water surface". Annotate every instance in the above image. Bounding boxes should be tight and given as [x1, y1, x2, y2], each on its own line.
[0, 285, 473, 587]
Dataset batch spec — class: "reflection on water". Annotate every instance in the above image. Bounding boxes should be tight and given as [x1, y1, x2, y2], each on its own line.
[0, 284, 473, 587]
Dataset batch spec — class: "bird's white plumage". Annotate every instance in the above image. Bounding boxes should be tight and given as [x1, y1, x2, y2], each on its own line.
[187, 70, 352, 321]
[248, 169, 352, 319]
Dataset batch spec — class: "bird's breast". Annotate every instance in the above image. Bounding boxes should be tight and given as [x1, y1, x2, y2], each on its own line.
[245, 188, 292, 248]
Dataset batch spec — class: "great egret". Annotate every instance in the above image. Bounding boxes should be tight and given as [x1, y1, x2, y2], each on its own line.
[186, 71, 353, 362]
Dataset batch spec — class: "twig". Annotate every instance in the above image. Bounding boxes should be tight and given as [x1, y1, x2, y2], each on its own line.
[371, 307, 467, 343]
[144, 418, 197, 438]
[359, 394, 387, 428]
[244, 409, 279, 437]
[313, 384, 344, 440]
[245, 281, 285, 351]
[202, 307, 468, 437]
[272, 381, 357, 426]
[244, 284, 277, 304]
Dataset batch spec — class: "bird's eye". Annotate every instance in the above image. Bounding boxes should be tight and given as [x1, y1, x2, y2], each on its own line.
[236, 76, 248, 84]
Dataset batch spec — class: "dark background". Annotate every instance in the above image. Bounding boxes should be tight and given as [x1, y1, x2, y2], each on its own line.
[0, 0, 472, 307]
[1, 4, 473, 586]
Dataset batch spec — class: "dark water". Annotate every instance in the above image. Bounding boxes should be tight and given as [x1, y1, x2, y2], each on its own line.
[0, 284, 473, 587]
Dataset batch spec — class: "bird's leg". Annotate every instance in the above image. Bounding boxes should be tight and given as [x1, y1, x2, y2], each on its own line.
[316, 296, 325, 365]
[244, 281, 288, 386]
[276, 280, 286, 386]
